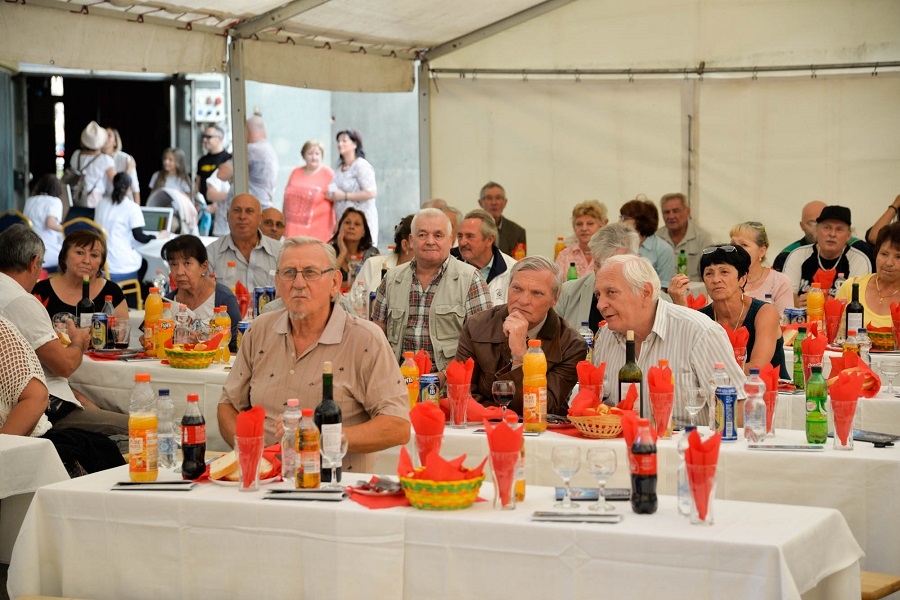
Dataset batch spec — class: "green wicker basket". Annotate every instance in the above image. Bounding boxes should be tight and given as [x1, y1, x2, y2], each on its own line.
[399, 470, 485, 510]
[164, 348, 218, 369]
[867, 329, 894, 352]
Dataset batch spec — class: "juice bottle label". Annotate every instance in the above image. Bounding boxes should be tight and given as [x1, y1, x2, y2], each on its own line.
[523, 385, 547, 431]
[129, 417, 158, 480]
[182, 424, 206, 445]
[155, 320, 174, 357]
[297, 450, 321, 489]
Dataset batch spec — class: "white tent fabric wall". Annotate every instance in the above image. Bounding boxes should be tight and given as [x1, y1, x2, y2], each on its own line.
[429, 78, 685, 258]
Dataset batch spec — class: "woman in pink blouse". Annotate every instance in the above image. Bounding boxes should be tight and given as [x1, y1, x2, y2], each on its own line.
[555, 200, 609, 278]
[283, 140, 335, 241]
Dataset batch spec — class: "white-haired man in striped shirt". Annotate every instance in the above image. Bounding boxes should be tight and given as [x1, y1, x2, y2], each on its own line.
[592, 254, 746, 426]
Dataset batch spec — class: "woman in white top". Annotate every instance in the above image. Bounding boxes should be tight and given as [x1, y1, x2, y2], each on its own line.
[23, 174, 65, 272]
[69, 121, 115, 208]
[94, 173, 154, 282]
[102, 127, 140, 203]
[149, 147, 193, 195]
[327, 129, 378, 247]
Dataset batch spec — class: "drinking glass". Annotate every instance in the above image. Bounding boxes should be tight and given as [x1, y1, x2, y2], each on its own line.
[879, 361, 900, 394]
[320, 431, 348, 490]
[682, 387, 706, 427]
[112, 318, 131, 350]
[585, 447, 617, 512]
[492, 381, 515, 418]
[52, 312, 76, 346]
[551, 446, 581, 508]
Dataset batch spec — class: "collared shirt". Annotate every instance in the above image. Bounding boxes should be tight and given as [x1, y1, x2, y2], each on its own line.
[479, 256, 494, 284]
[656, 220, 714, 282]
[219, 304, 410, 472]
[555, 245, 593, 279]
[638, 234, 677, 286]
[206, 231, 282, 290]
[592, 299, 746, 425]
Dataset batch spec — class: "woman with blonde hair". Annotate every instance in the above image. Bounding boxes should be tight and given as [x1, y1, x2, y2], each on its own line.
[729, 221, 793, 314]
[555, 200, 608, 278]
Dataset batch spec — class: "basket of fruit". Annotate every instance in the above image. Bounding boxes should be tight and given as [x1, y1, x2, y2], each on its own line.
[568, 406, 623, 439]
[399, 469, 485, 510]
[164, 345, 218, 369]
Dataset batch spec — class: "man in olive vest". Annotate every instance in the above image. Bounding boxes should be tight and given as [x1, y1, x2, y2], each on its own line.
[371, 208, 492, 377]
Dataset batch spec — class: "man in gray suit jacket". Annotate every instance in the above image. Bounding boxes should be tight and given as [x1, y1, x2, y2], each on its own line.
[478, 181, 527, 256]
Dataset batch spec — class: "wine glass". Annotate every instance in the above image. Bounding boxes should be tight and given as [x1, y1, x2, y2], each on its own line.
[320, 431, 348, 490]
[682, 386, 706, 427]
[492, 381, 515, 418]
[52, 312, 76, 346]
[551, 446, 581, 508]
[585, 447, 617, 512]
[880, 360, 900, 395]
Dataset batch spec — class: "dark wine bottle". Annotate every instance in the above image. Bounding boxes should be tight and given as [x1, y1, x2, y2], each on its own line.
[618, 329, 644, 417]
[845, 282, 864, 337]
[76, 275, 94, 328]
[314, 361, 343, 483]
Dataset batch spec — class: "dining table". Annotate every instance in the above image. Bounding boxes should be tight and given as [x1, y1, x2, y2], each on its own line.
[0, 435, 68, 563]
[7, 465, 862, 600]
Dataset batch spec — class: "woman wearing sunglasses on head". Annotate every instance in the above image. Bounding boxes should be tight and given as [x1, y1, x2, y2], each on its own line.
[671, 244, 787, 378]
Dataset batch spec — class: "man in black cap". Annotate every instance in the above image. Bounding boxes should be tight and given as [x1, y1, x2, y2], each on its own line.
[782, 205, 873, 306]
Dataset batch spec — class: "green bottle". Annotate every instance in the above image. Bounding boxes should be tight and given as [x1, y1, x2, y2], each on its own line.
[792, 325, 807, 390]
[805, 364, 828, 444]
[677, 250, 688, 276]
[567, 262, 578, 281]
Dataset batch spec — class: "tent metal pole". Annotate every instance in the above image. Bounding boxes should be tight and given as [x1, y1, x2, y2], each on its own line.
[228, 36, 248, 195]
[231, 0, 331, 37]
[417, 61, 431, 204]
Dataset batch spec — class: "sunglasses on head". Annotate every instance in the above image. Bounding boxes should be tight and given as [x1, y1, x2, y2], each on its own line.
[702, 245, 736, 254]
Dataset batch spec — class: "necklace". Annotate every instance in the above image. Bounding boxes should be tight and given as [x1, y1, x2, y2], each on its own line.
[746, 266, 767, 287]
[875, 275, 900, 303]
[816, 246, 845, 271]
[714, 294, 747, 330]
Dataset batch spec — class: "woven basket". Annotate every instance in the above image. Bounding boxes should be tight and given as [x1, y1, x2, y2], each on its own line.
[399, 470, 485, 510]
[867, 330, 894, 352]
[165, 348, 218, 369]
[568, 413, 623, 439]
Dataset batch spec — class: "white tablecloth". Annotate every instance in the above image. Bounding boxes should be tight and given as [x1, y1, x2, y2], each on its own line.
[8, 466, 861, 600]
[775, 387, 900, 436]
[376, 426, 899, 573]
[784, 346, 899, 379]
[68, 355, 232, 452]
[0, 435, 68, 563]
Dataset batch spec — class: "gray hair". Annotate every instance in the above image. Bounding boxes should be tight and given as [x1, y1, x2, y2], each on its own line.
[659, 192, 687, 209]
[462, 208, 498, 241]
[479, 181, 506, 199]
[421, 198, 448, 209]
[589, 222, 640, 265]
[443, 206, 464, 231]
[279, 236, 338, 270]
[0, 224, 44, 272]
[412, 208, 452, 236]
[509, 255, 562, 299]
[601, 254, 660, 301]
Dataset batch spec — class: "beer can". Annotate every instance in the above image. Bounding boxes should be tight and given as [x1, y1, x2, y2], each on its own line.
[90, 314, 108, 350]
[265, 286, 276, 303]
[420, 374, 440, 406]
[236, 320, 250, 350]
[254, 287, 268, 315]
[714, 386, 738, 442]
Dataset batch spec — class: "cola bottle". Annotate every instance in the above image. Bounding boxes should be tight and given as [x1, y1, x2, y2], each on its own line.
[181, 393, 206, 480]
[630, 418, 658, 514]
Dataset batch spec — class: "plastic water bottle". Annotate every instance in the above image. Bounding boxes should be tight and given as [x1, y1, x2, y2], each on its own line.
[281, 398, 302, 481]
[157, 388, 176, 469]
[708, 362, 730, 428]
[676, 425, 696, 517]
[857, 328, 872, 366]
[743, 368, 767, 443]
[578, 321, 594, 363]
[764, 294, 773, 305]
[833, 272, 846, 295]
[153, 269, 168, 296]
[350, 279, 369, 319]
[173, 303, 192, 345]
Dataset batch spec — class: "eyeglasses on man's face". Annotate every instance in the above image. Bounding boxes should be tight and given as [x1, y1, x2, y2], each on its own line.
[273, 267, 335, 282]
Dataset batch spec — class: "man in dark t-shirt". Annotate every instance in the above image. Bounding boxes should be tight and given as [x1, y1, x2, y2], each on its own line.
[194, 124, 231, 200]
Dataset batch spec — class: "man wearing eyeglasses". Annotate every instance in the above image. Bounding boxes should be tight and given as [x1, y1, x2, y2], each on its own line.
[194, 125, 231, 201]
[478, 182, 527, 256]
[218, 237, 410, 472]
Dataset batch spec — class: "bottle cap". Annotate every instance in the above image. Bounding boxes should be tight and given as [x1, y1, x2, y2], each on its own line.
[714, 361, 724, 369]
[187, 393, 199, 402]
[684, 425, 696, 433]
[658, 359, 669, 368]
[403, 351, 414, 358]
[798, 326, 806, 333]
[749, 367, 759, 375]
[149, 287, 159, 293]
[323, 361, 333, 374]
[227, 261, 236, 267]
[134, 373, 151, 383]
[581, 322, 590, 327]
[158, 388, 170, 396]
[858, 328, 866, 334]
[286, 398, 299, 407]
[156, 269, 163, 274]
[301, 408, 314, 417]
[848, 329, 857, 336]
[810, 283, 820, 289]
[527, 339, 542, 348]
[811, 365, 823, 373]
[105, 295, 112, 301]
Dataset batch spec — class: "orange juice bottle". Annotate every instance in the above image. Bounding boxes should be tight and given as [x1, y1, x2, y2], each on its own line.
[400, 351, 420, 409]
[523, 339, 547, 432]
[215, 305, 232, 363]
[154, 302, 174, 358]
[806, 283, 825, 334]
[553, 236, 566, 260]
[143, 287, 163, 357]
[128, 373, 158, 482]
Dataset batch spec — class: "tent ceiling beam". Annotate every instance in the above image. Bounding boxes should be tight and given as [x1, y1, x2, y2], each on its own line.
[230, 0, 331, 38]
[424, 0, 577, 61]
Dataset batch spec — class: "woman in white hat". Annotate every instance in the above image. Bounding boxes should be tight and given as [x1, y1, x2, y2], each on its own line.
[68, 121, 115, 209]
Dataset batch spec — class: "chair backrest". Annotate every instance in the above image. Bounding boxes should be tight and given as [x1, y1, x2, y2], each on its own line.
[62, 217, 107, 240]
[118, 278, 143, 311]
[0, 209, 32, 232]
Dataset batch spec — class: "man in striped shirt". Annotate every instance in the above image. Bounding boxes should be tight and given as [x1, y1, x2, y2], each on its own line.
[593, 254, 745, 425]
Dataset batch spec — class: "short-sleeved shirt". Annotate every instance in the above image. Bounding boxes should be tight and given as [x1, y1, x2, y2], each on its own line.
[331, 158, 378, 247]
[32, 278, 126, 318]
[206, 232, 281, 290]
[639, 234, 677, 287]
[196, 150, 232, 198]
[219, 304, 410, 472]
[781, 243, 872, 297]
[656, 221, 714, 282]
[0, 315, 51, 437]
[24, 194, 64, 269]
[94, 198, 145, 275]
[248, 140, 278, 208]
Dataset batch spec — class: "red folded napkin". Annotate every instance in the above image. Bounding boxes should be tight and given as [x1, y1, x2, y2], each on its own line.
[617, 382, 638, 412]
[397, 446, 486, 481]
[758, 363, 780, 432]
[446, 357, 474, 386]
[438, 397, 511, 421]
[414, 350, 432, 376]
[687, 294, 708, 310]
[722, 324, 750, 350]
[829, 370, 865, 445]
[800, 332, 828, 357]
[891, 302, 900, 321]
[685, 429, 722, 522]
[824, 296, 844, 318]
[410, 401, 445, 435]
[569, 361, 606, 417]
[348, 477, 411, 509]
[484, 418, 523, 506]
[235, 405, 265, 438]
[812, 269, 837, 295]
[827, 352, 881, 397]
[647, 364, 674, 393]
[235, 280, 251, 317]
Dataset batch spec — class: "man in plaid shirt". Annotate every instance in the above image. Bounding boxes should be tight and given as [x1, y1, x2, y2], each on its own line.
[373, 208, 491, 376]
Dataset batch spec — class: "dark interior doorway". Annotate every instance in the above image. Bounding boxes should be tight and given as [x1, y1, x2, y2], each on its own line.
[26, 75, 172, 203]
